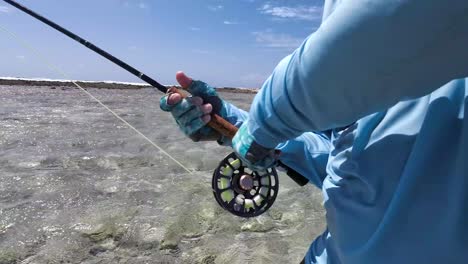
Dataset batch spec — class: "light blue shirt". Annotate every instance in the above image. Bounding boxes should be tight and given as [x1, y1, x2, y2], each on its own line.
[241, 0, 468, 263]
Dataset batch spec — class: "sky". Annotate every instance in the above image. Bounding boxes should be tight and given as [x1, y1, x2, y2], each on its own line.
[0, 0, 324, 88]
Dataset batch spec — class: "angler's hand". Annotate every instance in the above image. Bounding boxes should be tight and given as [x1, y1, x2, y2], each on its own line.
[160, 71, 229, 143]
[232, 122, 279, 171]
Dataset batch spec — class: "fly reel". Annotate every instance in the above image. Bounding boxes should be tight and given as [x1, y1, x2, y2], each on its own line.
[212, 152, 279, 218]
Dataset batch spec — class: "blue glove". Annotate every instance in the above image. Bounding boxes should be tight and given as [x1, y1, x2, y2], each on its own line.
[232, 122, 278, 171]
[160, 77, 229, 143]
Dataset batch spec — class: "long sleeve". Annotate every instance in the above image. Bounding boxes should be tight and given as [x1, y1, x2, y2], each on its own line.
[222, 100, 330, 188]
[276, 133, 331, 189]
[223, 101, 249, 130]
[248, 0, 468, 148]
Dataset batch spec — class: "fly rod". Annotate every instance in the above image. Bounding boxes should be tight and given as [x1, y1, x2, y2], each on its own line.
[4, 0, 238, 138]
[4, 0, 314, 218]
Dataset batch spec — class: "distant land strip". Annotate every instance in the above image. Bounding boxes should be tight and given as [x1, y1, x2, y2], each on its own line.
[0, 78, 258, 94]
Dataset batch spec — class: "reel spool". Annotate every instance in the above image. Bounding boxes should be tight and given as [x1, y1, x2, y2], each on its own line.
[212, 152, 279, 218]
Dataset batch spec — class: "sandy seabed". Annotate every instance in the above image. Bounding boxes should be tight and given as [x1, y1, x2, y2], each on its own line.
[0, 85, 325, 264]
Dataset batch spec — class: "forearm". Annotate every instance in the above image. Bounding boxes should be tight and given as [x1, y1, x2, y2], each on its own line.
[217, 101, 249, 146]
[276, 133, 331, 189]
[223, 101, 330, 189]
[249, 0, 468, 148]
[223, 101, 249, 128]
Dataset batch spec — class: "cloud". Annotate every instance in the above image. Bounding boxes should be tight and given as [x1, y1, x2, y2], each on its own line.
[0, 6, 11, 13]
[252, 30, 303, 49]
[259, 4, 322, 21]
[208, 5, 224, 11]
[189, 27, 201, 31]
[122, 1, 148, 10]
[192, 49, 212, 54]
[223, 21, 240, 25]
[16, 55, 26, 60]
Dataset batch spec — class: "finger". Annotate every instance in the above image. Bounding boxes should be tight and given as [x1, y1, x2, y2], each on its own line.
[176, 71, 193, 90]
[172, 98, 196, 118]
[200, 103, 213, 114]
[189, 96, 203, 106]
[174, 104, 204, 124]
[160, 95, 175, 112]
[170, 97, 203, 118]
[183, 118, 206, 136]
[167, 93, 182, 105]
[201, 114, 211, 124]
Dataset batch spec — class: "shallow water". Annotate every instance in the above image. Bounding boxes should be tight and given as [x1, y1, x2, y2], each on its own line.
[0, 85, 325, 264]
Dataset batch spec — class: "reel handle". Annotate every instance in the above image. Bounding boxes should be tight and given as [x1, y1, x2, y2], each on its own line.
[167, 86, 238, 139]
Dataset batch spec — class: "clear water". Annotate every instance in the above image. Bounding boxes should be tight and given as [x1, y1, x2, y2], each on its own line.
[0, 85, 325, 264]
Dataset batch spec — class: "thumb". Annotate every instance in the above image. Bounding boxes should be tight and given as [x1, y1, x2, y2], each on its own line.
[176, 71, 193, 90]
[176, 71, 218, 100]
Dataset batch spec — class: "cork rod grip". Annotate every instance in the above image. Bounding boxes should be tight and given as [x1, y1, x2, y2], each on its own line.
[167, 87, 239, 139]
[208, 114, 238, 139]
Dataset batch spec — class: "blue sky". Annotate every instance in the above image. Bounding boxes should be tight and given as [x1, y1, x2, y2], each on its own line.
[0, 0, 323, 88]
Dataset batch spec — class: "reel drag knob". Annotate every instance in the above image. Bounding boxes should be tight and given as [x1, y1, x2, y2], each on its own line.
[212, 152, 279, 218]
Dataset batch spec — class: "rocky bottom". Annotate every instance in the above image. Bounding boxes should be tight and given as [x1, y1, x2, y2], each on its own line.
[0, 86, 325, 264]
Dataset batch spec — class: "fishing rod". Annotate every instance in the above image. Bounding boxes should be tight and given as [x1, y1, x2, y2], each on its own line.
[3, 0, 237, 138]
[4, 0, 167, 93]
[4, 0, 284, 217]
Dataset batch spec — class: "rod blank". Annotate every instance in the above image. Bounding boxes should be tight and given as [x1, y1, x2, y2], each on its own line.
[3, 0, 168, 93]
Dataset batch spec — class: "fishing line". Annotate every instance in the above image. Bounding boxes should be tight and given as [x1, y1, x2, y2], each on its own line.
[0, 24, 193, 175]
[2, 0, 304, 218]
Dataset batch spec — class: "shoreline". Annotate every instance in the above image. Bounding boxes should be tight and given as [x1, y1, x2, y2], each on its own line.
[0, 78, 258, 94]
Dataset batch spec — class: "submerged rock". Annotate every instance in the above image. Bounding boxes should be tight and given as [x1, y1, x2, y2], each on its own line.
[0, 251, 17, 264]
[159, 238, 178, 250]
[268, 208, 283, 221]
[89, 238, 116, 256]
[139, 227, 163, 250]
[81, 222, 125, 243]
[241, 219, 275, 233]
